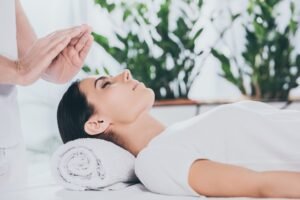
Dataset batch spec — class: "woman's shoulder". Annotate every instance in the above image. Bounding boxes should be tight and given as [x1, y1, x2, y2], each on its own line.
[134, 146, 166, 191]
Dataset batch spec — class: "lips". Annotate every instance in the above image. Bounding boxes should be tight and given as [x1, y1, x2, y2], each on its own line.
[132, 81, 139, 91]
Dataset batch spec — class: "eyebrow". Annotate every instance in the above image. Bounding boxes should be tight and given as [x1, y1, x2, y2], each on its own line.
[94, 75, 112, 88]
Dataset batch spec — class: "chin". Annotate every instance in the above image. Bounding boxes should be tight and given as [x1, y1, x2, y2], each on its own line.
[146, 89, 155, 108]
[138, 90, 155, 112]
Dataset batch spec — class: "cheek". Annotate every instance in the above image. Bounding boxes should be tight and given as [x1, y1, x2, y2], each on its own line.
[106, 88, 133, 106]
[125, 89, 155, 121]
[104, 89, 137, 122]
[105, 88, 154, 123]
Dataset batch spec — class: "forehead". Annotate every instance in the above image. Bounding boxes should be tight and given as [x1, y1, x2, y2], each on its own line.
[79, 77, 96, 90]
[78, 77, 101, 98]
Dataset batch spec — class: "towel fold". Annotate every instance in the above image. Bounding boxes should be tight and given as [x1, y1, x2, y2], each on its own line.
[51, 138, 138, 191]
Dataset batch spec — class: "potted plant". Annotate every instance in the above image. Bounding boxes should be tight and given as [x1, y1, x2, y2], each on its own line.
[84, 0, 204, 106]
[211, 0, 300, 102]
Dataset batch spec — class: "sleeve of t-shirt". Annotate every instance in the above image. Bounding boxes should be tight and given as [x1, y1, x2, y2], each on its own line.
[134, 145, 206, 197]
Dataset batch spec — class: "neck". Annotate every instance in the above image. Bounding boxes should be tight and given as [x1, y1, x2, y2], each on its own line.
[112, 112, 166, 156]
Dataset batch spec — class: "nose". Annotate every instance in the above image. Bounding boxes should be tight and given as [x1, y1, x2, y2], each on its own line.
[122, 69, 132, 82]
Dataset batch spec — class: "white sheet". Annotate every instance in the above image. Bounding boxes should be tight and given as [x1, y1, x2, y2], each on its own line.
[2, 182, 292, 200]
[2, 183, 203, 200]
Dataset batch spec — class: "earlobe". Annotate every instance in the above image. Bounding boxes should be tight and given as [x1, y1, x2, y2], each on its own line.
[84, 118, 110, 136]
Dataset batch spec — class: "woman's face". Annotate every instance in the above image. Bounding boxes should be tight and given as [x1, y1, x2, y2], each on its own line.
[79, 70, 155, 124]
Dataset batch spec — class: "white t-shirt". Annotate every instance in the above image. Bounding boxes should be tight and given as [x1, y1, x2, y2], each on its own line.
[0, 0, 27, 191]
[135, 100, 300, 197]
[0, 0, 22, 148]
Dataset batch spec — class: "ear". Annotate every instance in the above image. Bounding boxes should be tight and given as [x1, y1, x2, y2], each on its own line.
[84, 115, 111, 136]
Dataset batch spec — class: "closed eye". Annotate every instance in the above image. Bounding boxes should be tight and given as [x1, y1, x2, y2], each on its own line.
[101, 81, 111, 88]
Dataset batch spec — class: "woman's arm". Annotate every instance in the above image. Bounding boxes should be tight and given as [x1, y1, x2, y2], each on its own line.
[188, 159, 300, 198]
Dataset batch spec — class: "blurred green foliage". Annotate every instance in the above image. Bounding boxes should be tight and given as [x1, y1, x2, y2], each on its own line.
[212, 0, 300, 101]
[88, 0, 204, 99]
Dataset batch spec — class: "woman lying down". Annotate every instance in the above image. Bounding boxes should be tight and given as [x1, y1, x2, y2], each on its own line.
[57, 69, 300, 198]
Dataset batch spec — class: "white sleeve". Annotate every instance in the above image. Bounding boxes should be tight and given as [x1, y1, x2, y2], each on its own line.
[135, 145, 206, 197]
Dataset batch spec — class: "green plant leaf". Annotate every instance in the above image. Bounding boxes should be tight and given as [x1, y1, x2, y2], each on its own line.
[82, 65, 91, 73]
[123, 9, 132, 21]
[290, 1, 295, 15]
[94, 0, 115, 12]
[92, 32, 110, 50]
[231, 13, 241, 21]
[296, 55, 300, 67]
[192, 28, 204, 42]
[211, 49, 237, 85]
[103, 66, 110, 75]
[197, 0, 203, 8]
[289, 19, 297, 35]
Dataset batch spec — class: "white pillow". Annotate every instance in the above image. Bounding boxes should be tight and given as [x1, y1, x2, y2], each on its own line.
[51, 138, 138, 190]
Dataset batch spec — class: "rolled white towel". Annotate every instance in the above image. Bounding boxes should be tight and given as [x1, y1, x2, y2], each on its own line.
[51, 138, 138, 191]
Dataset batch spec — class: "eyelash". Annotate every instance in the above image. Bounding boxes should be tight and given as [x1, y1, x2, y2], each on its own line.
[101, 81, 111, 88]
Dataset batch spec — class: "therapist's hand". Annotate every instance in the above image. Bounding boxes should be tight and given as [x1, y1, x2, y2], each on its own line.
[42, 24, 94, 84]
[17, 26, 85, 86]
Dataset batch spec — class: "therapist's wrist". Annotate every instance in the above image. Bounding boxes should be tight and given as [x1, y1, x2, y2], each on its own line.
[13, 59, 31, 86]
[0, 55, 30, 86]
[14, 59, 34, 86]
[12, 59, 22, 86]
[0, 56, 21, 85]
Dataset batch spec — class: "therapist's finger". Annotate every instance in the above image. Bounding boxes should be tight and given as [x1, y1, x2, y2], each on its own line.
[41, 28, 82, 54]
[44, 26, 84, 49]
[79, 35, 93, 59]
[33, 35, 67, 57]
[64, 25, 91, 40]
[41, 34, 71, 55]
[39, 25, 87, 57]
[54, 28, 83, 42]
[69, 31, 85, 46]
[75, 32, 90, 51]
[46, 36, 72, 59]
[45, 29, 74, 43]
[70, 25, 92, 46]
[47, 25, 84, 39]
